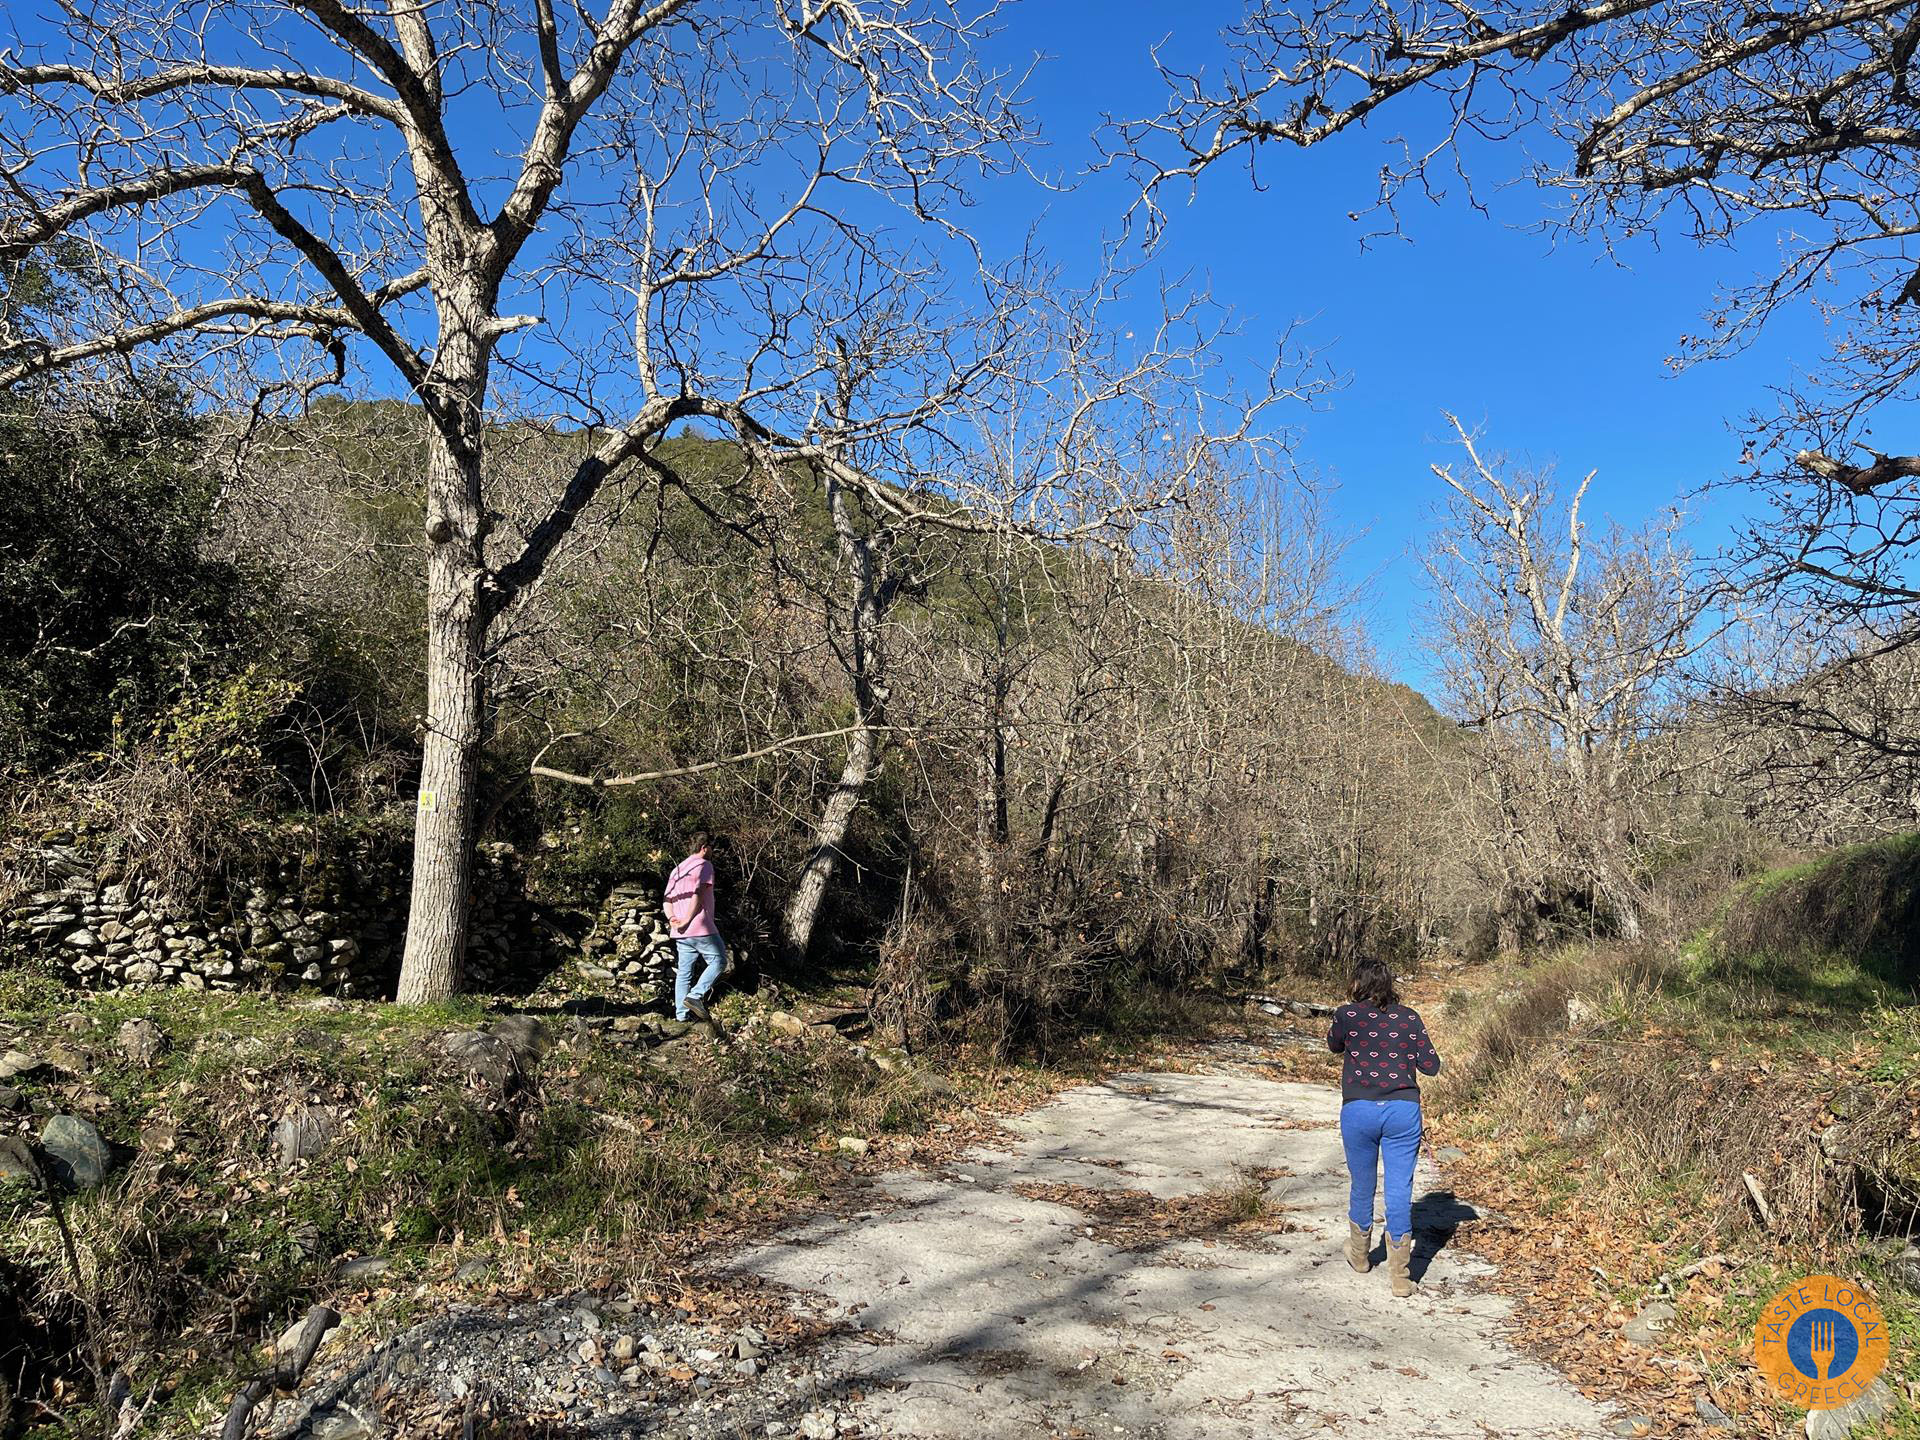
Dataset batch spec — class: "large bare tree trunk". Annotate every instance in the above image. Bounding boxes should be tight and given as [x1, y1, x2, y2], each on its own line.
[398, 334, 489, 1003]
[397, 485, 486, 1002]
[782, 465, 894, 961]
[782, 721, 878, 961]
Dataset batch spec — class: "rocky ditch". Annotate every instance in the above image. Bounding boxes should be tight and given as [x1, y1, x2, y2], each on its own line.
[271, 1287, 877, 1440]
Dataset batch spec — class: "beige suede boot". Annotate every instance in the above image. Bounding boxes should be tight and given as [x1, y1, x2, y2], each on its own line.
[1387, 1234, 1416, 1297]
[1344, 1221, 1372, 1273]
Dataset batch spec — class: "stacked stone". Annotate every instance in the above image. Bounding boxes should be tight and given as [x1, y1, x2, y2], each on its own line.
[4, 833, 542, 998]
[578, 880, 676, 999]
[463, 843, 527, 991]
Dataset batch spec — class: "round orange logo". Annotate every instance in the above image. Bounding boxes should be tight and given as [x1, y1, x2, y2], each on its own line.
[1754, 1274, 1889, 1410]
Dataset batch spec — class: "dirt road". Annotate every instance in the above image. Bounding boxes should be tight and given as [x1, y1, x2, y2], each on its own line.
[739, 1057, 1613, 1439]
[278, 1049, 1616, 1440]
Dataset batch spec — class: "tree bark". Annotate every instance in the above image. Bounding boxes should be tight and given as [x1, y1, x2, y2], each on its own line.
[782, 719, 879, 961]
[397, 427, 489, 1003]
[781, 466, 893, 962]
[397, 290, 490, 1003]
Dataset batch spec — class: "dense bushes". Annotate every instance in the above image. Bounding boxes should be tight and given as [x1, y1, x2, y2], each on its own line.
[0, 385, 247, 772]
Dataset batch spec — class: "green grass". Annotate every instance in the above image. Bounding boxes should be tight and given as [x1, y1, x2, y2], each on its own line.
[0, 973, 987, 1440]
[1432, 836, 1920, 1437]
[1697, 833, 1920, 998]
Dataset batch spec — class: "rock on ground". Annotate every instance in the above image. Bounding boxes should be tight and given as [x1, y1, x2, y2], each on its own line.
[1622, 1300, 1677, 1347]
[40, 1114, 115, 1189]
[1807, 1379, 1894, 1440]
[115, 1017, 169, 1066]
[274, 1103, 339, 1168]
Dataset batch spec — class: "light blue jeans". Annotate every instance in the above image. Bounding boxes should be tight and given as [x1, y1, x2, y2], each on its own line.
[1340, 1098, 1423, 1241]
[674, 934, 726, 1019]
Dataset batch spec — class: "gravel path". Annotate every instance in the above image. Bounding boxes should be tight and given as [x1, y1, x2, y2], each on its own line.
[737, 1063, 1613, 1439]
[276, 1055, 1613, 1439]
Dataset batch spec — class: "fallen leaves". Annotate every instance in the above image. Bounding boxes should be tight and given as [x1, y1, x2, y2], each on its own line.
[1010, 1175, 1294, 1251]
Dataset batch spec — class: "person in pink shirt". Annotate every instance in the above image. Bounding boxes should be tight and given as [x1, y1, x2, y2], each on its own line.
[663, 832, 726, 1021]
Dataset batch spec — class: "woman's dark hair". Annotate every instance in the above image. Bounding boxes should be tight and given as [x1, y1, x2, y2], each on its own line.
[687, 830, 712, 854]
[1350, 957, 1399, 1008]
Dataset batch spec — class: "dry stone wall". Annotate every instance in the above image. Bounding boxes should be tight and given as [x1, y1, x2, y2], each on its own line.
[578, 880, 678, 1001]
[3, 831, 541, 997]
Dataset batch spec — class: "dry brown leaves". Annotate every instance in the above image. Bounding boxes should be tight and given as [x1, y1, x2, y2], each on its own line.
[1439, 1134, 1793, 1436]
[1011, 1174, 1295, 1251]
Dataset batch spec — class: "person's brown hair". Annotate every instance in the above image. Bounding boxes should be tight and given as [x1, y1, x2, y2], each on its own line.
[687, 830, 712, 854]
[1350, 957, 1399, 1008]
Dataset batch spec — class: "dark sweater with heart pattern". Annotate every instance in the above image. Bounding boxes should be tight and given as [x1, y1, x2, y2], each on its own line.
[1326, 1003, 1441, 1103]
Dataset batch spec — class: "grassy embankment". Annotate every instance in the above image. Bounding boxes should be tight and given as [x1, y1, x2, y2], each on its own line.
[0, 963, 1235, 1440]
[1429, 834, 1920, 1436]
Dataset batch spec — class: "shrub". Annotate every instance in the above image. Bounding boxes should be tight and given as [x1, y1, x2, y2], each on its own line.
[0, 382, 248, 772]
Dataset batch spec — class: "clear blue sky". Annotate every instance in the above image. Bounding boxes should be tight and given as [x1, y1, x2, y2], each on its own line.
[971, 1, 1830, 694]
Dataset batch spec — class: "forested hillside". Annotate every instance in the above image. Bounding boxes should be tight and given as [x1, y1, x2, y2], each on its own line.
[3, 384, 1466, 1040]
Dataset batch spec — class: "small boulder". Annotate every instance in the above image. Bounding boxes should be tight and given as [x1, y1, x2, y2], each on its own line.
[488, 1014, 554, 1062]
[139, 1118, 178, 1153]
[0, 1137, 35, 1184]
[0, 1050, 45, 1081]
[308, 1406, 378, 1440]
[40, 1114, 115, 1189]
[116, 1018, 169, 1067]
[1622, 1300, 1676, 1348]
[332, 1255, 390, 1283]
[45, 1043, 90, 1076]
[454, 1258, 492, 1285]
[837, 1136, 869, 1157]
[768, 1011, 808, 1038]
[1807, 1379, 1893, 1440]
[273, 1104, 338, 1168]
[1694, 1395, 1734, 1430]
[1888, 1243, 1920, 1294]
[441, 1030, 519, 1090]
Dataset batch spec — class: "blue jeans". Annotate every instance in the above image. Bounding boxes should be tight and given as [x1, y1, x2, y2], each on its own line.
[1340, 1098, 1423, 1241]
[674, 934, 726, 1019]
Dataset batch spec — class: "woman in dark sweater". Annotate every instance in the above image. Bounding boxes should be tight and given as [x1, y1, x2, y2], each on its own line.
[1326, 957, 1442, 1296]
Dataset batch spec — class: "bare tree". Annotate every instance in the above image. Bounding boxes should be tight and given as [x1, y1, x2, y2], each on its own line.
[1424, 416, 1711, 942]
[0, 0, 1036, 1000]
[1118, 2, 1920, 736]
[1695, 606, 1920, 846]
